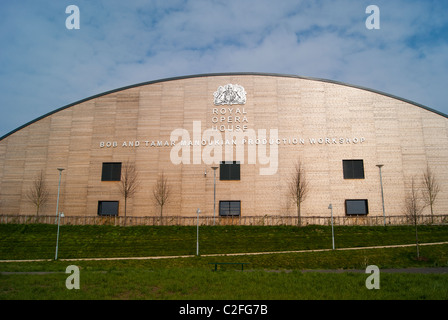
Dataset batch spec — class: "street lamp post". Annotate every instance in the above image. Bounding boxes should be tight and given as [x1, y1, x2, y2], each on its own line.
[376, 164, 386, 226]
[211, 166, 218, 226]
[54, 168, 65, 260]
[196, 208, 201, 256]
[328, 204, 335, 250]
[55, 212, 65, 260]
[55, 168, 65, 221]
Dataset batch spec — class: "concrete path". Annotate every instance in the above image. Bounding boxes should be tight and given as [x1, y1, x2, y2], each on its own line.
[1, 241, 447, 263]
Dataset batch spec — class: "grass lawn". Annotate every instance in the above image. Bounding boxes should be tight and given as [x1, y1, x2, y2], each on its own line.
[0, 224, 447, 302]
[2, 265, 447, 300]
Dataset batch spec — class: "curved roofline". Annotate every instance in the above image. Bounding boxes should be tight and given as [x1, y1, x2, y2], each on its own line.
[1, 72, 447, 141]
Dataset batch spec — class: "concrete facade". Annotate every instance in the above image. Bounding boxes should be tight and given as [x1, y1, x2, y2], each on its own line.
[1, 73, 447, 220]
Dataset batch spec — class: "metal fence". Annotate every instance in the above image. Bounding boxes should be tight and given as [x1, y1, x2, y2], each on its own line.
[1, 214, 447, 226]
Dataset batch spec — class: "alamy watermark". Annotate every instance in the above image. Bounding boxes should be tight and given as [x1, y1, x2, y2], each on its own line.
[65, 265, 80, 290]
[66, 5, 80, 30]
[170, 121, 279, 176]
[366, 5, 380, 30]
[365, 265, 380, 289]
[64, 5, 380, 31]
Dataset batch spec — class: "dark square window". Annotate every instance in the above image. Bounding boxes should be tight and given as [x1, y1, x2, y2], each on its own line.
[220, 161, 240, 181]
[219, 201, 241, 216]
[345, 200, 369, 215]
[102, 162, 122, 181]
[343, 160, 365, 179]
[98, 201, 119, 216]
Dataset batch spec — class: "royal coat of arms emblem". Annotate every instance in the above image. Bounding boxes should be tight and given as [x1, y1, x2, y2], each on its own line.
[213, 84, 246, 105]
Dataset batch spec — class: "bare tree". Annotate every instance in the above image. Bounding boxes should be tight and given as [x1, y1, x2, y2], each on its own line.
[422, 166, 440, 224]
[289, 160, 309, 227]
[118, 161, 140, 224]
[404, 177, 425, 259]
[153, 171, 170, 223]
[26, 170, 49, 216]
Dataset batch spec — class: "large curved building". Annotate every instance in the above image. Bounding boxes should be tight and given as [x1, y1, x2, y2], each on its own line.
[1, 73, 447, 224]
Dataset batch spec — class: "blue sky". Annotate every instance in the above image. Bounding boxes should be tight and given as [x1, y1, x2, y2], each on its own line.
[1, 0, 448, 138]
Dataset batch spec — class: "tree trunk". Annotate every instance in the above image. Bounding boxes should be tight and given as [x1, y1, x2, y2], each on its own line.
[430, 204, 434, 224]
[160, 206, 163, 225]
[124, 197, 127, 226]
[415, 221, 420, 259]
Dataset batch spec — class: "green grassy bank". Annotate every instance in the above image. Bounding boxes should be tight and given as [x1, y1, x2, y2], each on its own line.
[1, 224, 447, 260]
[0, 224, 447, 300]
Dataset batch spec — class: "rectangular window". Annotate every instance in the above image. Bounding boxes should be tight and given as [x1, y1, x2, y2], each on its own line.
[98, 201, 119, 216]
[219, 201, 241, 216]
[220, 161, 240, 180]
[345, 200, 369, 215]
[343, 160, 365, 179]
[101, 162, 122, 181]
